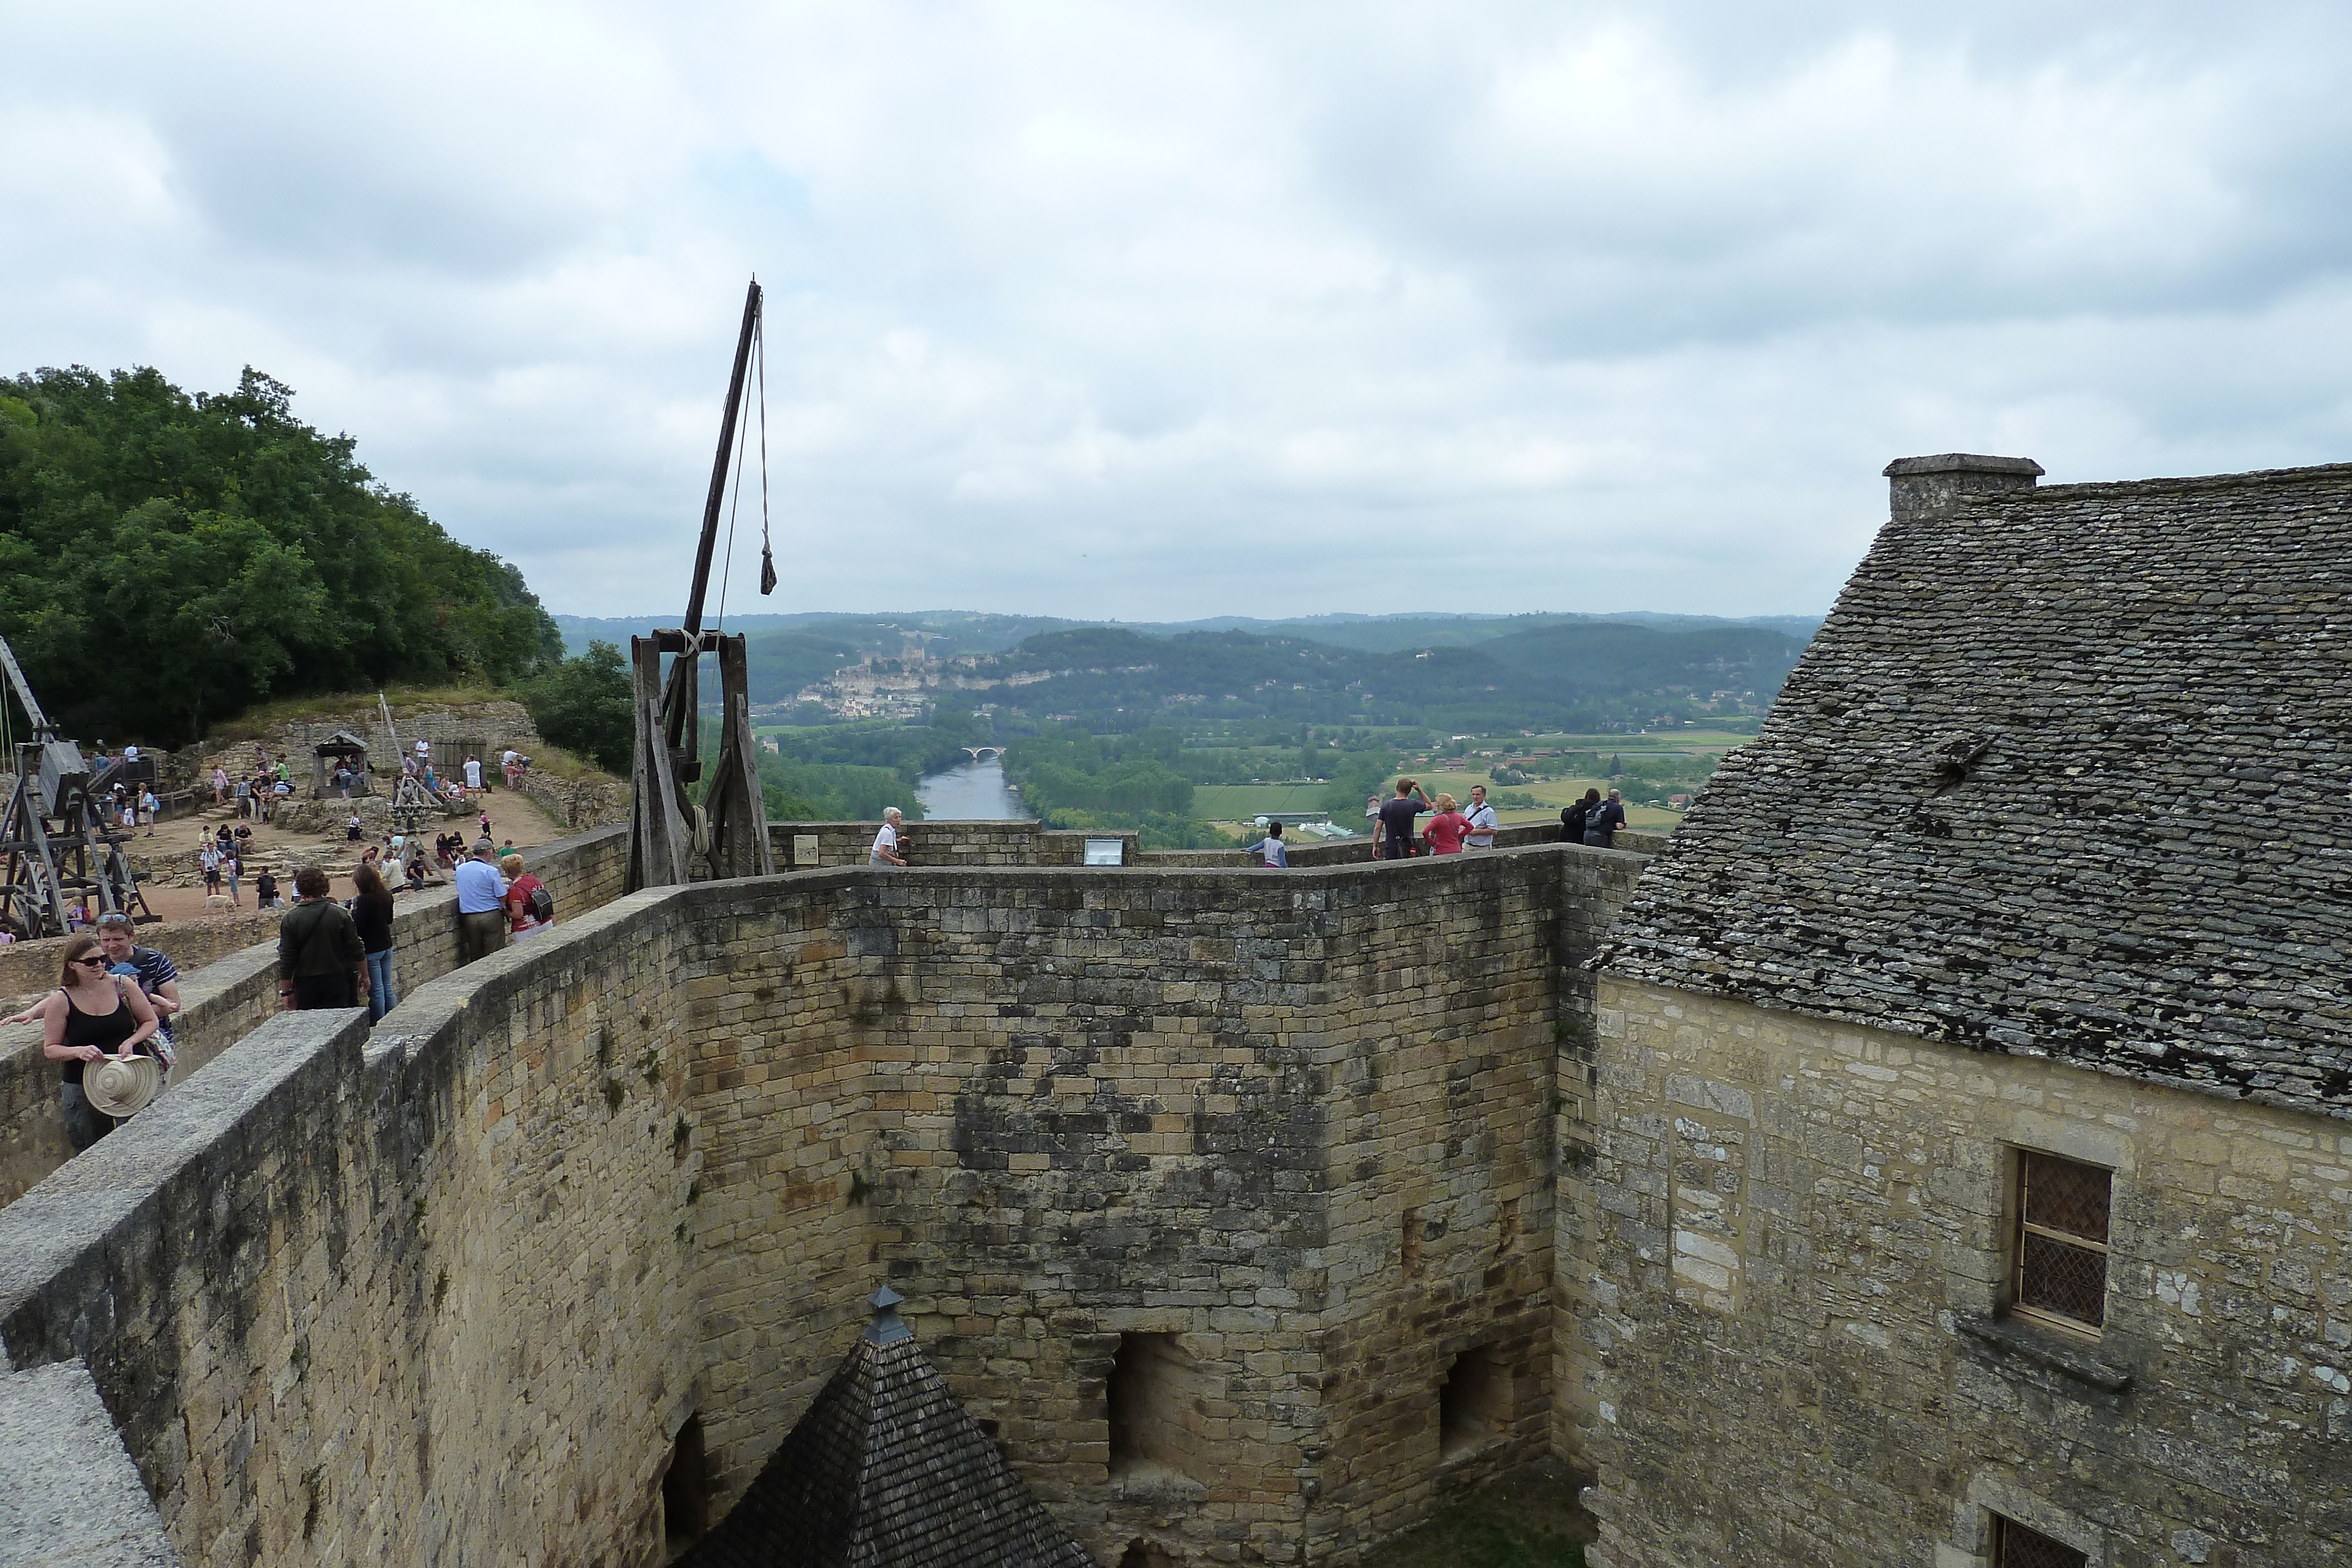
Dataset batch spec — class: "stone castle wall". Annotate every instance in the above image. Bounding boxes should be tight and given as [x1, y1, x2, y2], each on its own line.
[1, 843, 1656, 1568]
[1581, 977, 2352, 1568]
[189, 698, 544, 778]
[769, 819, 1141, 868]
[1141, 824, 1671, 870]
[674, 848, 1648, 1566]
[0, 882, 703, 1567]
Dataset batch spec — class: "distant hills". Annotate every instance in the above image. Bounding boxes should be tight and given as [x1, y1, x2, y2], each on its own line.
[552, 608, 1821, 661]
[957, 622, 1807, 734]
[546, 608, 1820, 734]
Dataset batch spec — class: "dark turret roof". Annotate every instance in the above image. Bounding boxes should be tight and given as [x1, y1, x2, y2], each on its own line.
[1603, 460, 2352, 1116]
[679, 1290, 1097, 1568]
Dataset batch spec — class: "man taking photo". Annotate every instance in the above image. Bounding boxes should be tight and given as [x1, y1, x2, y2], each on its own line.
[1377, 778, 1431, 860]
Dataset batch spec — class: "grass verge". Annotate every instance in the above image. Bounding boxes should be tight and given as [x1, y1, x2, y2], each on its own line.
[1361, 1459, 1594, 1568]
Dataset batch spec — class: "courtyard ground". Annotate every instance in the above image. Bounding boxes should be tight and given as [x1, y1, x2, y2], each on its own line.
[1361, 1459, 1595, 1568]
[139, 781, 572, 921]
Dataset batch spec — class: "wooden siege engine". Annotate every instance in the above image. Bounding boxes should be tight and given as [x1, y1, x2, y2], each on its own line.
[629, 278, 778, 891]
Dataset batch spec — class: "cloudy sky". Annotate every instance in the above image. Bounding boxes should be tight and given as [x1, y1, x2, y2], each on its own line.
[7, 2, 2351, 621]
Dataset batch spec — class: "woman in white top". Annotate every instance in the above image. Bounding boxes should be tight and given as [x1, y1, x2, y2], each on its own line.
[870, 807, 908, 866]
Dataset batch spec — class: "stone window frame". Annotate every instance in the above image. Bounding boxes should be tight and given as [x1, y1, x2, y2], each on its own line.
[1979, 1114, 2132, 1342]
[1944, 1475, 2106, 1568]
[2007, 1148, 2113, 1342]
[1435, 1339, 1515, 1462]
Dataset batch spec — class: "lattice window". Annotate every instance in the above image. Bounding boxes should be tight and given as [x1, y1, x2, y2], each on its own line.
[1995, 1514, 2089, 1568]
[2014, 1151, 2110, 1335]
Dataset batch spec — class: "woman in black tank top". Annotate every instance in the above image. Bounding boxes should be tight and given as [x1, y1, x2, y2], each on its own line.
[36, 936, 159, 1151]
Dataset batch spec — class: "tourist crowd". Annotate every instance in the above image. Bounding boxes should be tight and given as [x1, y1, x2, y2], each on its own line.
[8, 734, 560, 1152]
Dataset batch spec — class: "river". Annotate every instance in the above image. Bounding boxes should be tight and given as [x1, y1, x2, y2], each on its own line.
[914, 755, 1025, 820]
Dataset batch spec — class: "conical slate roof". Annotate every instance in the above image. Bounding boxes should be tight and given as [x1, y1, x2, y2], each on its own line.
[681, 1290, 1098, 1568]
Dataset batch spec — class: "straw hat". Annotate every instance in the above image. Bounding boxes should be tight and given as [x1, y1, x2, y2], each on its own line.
[83, 1054, 162, 1119]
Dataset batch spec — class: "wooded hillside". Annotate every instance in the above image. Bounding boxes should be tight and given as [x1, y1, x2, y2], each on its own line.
[0, 366, 562, 744]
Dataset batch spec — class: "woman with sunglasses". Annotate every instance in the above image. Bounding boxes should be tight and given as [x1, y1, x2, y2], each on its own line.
[28, 935, 161, 1151]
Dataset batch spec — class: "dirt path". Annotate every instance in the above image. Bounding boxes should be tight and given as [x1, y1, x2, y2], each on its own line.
[142, 778, 574, 918]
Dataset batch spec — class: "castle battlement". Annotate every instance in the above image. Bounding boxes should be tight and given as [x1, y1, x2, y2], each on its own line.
[1, 842, 1651, 1567]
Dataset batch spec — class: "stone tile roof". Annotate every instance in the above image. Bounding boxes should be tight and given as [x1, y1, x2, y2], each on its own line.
[1603, 460, 2352, 1116]
[679, 1295, 1097, 1568]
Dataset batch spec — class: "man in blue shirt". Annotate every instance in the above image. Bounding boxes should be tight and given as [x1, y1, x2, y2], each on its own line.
[453, 838, 509, 964]
[91, 913, 180, 1069]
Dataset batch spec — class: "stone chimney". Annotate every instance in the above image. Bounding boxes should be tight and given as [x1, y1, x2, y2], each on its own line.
[1882, 454, 2044, 524]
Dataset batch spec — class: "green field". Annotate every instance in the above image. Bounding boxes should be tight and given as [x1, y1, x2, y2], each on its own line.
[1190, 783, 1340, 821]
[1476, 730, 1752, 756]
[1498, 776, 1685, 831]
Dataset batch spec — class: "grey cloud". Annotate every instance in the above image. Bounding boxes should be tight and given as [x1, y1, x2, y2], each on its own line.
[3, 1, 2350, 621]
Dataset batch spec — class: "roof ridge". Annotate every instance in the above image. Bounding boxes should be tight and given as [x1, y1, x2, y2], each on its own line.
[1969, 459, 2352, 503]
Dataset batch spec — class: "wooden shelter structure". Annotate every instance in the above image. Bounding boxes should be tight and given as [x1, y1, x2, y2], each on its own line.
[629, 279, 777, 891]
[310, 730, 372, 798]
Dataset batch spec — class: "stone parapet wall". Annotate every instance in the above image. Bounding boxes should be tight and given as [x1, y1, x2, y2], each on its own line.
[0, 843, 1653, 1568]
[0, 909, 283, 1000]
[0, 882, 699, 1568]
[195, 698, 543, 770]
[514, 765, 631, 830]
[1140, 824, 1669, 870]
[0, 824, 628, 1209]
[767, 819, 1141, 869]
[1579, 978, 2352, 1568]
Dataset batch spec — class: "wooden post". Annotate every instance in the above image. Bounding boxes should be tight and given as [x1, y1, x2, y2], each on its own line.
[701, 634, 775, 881]
[627, 636, 693, 892]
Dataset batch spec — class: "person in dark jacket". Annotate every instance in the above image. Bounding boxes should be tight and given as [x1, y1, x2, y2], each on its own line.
[1562, 788, 1601, 844]
[1583, 788, 1627, 847]
[350, 862, 398, 1022]
[1377, 778, 1431, 860]
[277, 866, 367, 1011]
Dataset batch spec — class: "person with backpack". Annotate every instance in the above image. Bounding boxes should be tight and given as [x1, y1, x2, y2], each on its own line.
[502, 852, 552, 941]
[1562, 788, 1601, 845]
[276, 866, 367, 1011]
[1583, 788, 1627, 848]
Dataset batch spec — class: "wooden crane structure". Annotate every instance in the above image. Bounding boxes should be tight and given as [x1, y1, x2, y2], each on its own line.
[0, 635, 158, 937]
[627, 279, 779, 891]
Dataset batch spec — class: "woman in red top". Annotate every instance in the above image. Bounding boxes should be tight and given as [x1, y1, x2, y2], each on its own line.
[1422, 793, 1471, 855]
[502, 852, 550, 941]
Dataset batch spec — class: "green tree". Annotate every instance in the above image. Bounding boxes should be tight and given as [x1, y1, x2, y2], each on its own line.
[520, 641, 633, 772]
